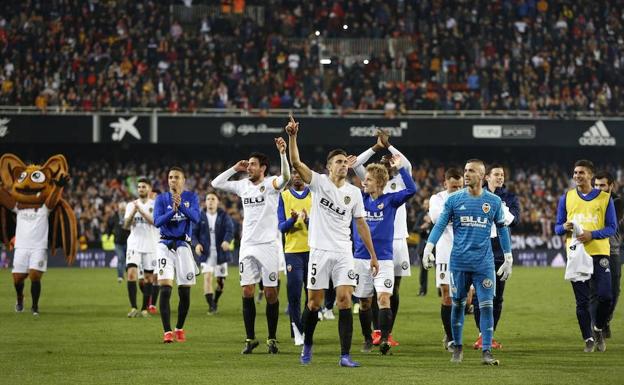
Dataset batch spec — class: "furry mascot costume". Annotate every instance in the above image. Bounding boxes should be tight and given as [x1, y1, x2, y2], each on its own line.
[0, 153, 77, 315]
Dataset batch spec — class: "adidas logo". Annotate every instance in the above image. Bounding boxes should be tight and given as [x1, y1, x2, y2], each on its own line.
[579, 121, 616, 146]
[459, 205, 467, 210]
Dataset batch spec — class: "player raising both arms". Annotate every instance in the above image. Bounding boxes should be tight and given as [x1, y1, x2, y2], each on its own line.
[212, 138, 290, 354]
[350, 155, 416, 355]
[286, 115, 378, 367]
[350, 129, 414, 346]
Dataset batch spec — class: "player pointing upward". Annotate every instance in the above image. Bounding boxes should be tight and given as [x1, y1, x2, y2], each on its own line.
[286, 115, 379, 367]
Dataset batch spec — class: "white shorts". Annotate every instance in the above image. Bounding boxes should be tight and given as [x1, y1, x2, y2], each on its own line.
[239, 242, 280, 287]
[156, 243, 198, 285]
[436, 262, 450, 287]
[354, 259, 395, 298]
[307, 248, 356, 290]
[201, 258, 229, 278]
[12, 248, 48, 273]
[393, 239, 411, 276]
[126, 249, 156, 272]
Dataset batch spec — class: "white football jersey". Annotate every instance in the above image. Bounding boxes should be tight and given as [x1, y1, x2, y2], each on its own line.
[429, 190, 453, 264]
[384, 173, 409, 239]
[308, 171, 365, 253]
[125, 199, 157, 253]
[14, 205, 49, 249]
[221, 176, 281, 246]
[207, 211, 218, 256]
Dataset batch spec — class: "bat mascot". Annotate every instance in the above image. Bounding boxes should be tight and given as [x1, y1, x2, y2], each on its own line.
[0, 153, 77, 316]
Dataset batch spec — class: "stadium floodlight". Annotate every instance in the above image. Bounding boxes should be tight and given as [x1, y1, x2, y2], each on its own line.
[320, 59, 332, 65]
[315, 30, 321, 36]
[343, 24, 348, 30]
[363, 59, 369, 64]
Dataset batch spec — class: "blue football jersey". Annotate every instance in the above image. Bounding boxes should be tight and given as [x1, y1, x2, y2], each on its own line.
[427, 188, 505, 272]
[154, 191, 200, 248]
[353, 168, 416, 260]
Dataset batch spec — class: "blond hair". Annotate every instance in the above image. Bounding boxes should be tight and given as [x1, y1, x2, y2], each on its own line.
[366, 163, 389, 189]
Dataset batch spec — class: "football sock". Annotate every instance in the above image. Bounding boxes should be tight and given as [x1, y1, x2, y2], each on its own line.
[31, 281, 41, 311]
[142, 282, 152, 311]
[214, 288, 223, 305]
[151, 284, 160, 307]
[266, 300, 279, 339]
[302, 305, 319, 345]
[441, 304, 453, 342]
[451, 299, 466, 347]
[338, 309, 353, 355]
[242, 297, 256, 340]
[371, 291, 380, 330]
[127, 281, 137, 309]
[159, 285, 172, 332]
[358, 307, 373, 342]
[14, 281, 24, 305]
[390, 291, 400, 332]
[205, 293, 214, 308]
[176, 286, 190, 330]
[379, 308, 393, 340]
[478, 300, 494, 351]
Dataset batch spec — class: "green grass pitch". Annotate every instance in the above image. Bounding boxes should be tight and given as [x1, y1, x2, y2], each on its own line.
[2, 267, 623, 384]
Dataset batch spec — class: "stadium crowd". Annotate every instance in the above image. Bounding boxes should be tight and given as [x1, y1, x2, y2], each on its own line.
[0, 0, 623, 115]
[65, 155, 624, 250]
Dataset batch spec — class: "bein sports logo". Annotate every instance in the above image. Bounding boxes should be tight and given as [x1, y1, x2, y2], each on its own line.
[579, 121, 615, 146]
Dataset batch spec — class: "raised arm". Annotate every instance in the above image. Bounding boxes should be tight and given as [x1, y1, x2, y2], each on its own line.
[211, 161, 246, 194]
[272, 137, 291, 190]
[285, 115, 312, 184]
[388, 156, 417, 207]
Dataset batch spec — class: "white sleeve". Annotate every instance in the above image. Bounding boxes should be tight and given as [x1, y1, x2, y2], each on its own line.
[309, 171, 321, 192]
[388, 145, 412, 173]
[428, 194, 442, 224]
[352, 191, 366, 218]
[353, 148, 375, 168]
[354, 165, 366, 180]
[211, 167, 240, 194]
[124, 202, 134, 220]
[273, 152, 290, 190]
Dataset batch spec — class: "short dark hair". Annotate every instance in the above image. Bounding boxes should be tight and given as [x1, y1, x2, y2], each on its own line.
[206, 190, 220, 200]
[327, 148, 347, 163]
[169, 166, 185, 176]
[594, 171, 615, 185]
[137, 177, 150, 185]
[445, 168, 463, 180]
[486, 163, 505, 175]
[249, 152, 269, 172]
[574, 159, 594, 173]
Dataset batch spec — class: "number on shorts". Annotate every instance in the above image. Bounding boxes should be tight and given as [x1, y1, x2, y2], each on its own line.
[159, 258, 167, 268]
[355, 273, 359, 286]
[311, 263, 317, 276]
[239, 262, 244, 273]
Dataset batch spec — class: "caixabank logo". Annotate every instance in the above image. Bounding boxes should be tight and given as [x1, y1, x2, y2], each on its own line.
[579, 121, 616, 146]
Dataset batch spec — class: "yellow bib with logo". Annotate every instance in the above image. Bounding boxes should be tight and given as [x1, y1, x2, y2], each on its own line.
[565, 189, 611, 256]
[281, 189, 312, 253]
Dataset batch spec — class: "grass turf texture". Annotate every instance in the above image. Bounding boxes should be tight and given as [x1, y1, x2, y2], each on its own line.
[2, 267, 622, 384]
